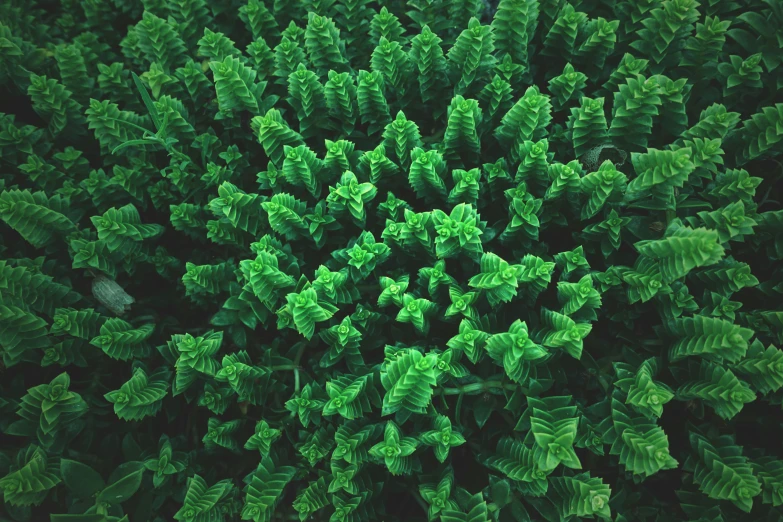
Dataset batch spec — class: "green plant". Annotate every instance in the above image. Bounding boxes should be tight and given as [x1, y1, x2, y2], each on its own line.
[1, 0, 783, 521]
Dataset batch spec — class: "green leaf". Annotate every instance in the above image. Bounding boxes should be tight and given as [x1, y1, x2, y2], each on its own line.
[96, 468, 143, 505]
[60, 459, 105, 499]
[131, 72, 161, 130]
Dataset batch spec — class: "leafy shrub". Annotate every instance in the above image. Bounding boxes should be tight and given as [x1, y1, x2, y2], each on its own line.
[1, 0, 783, 521]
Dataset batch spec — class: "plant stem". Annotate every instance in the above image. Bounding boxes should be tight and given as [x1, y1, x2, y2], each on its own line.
[292, 343, 307, 394]
[455, 392, 464, 427]
[269, 364, 298, 371]
[438, 380, 517, 395]
[273, 345, 308, 408]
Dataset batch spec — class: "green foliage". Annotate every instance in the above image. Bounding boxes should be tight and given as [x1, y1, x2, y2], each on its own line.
[369, 421, 419, 475]
[0, 190, 76, 248]
[0, 445, 61, 507]
[687, 433, 762, 512]
[495, 86, 552, 163]
[492, 0, 537, 69]
[174, 474, 234, 521]
[7, 373, 88, 450]
[381, 348, 438, 416]
[447, 17, 496, 95]
[0, 1, 782, 521]
[209, 55, 263, 116]
[409, 25, 449, 108]
[104, 364, 170, 421]
[604, 395, 678, 479]
[547, 63, 586, 111]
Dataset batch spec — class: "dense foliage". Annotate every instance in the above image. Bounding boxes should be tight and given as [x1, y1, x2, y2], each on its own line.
[1, 0, 783, 520]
